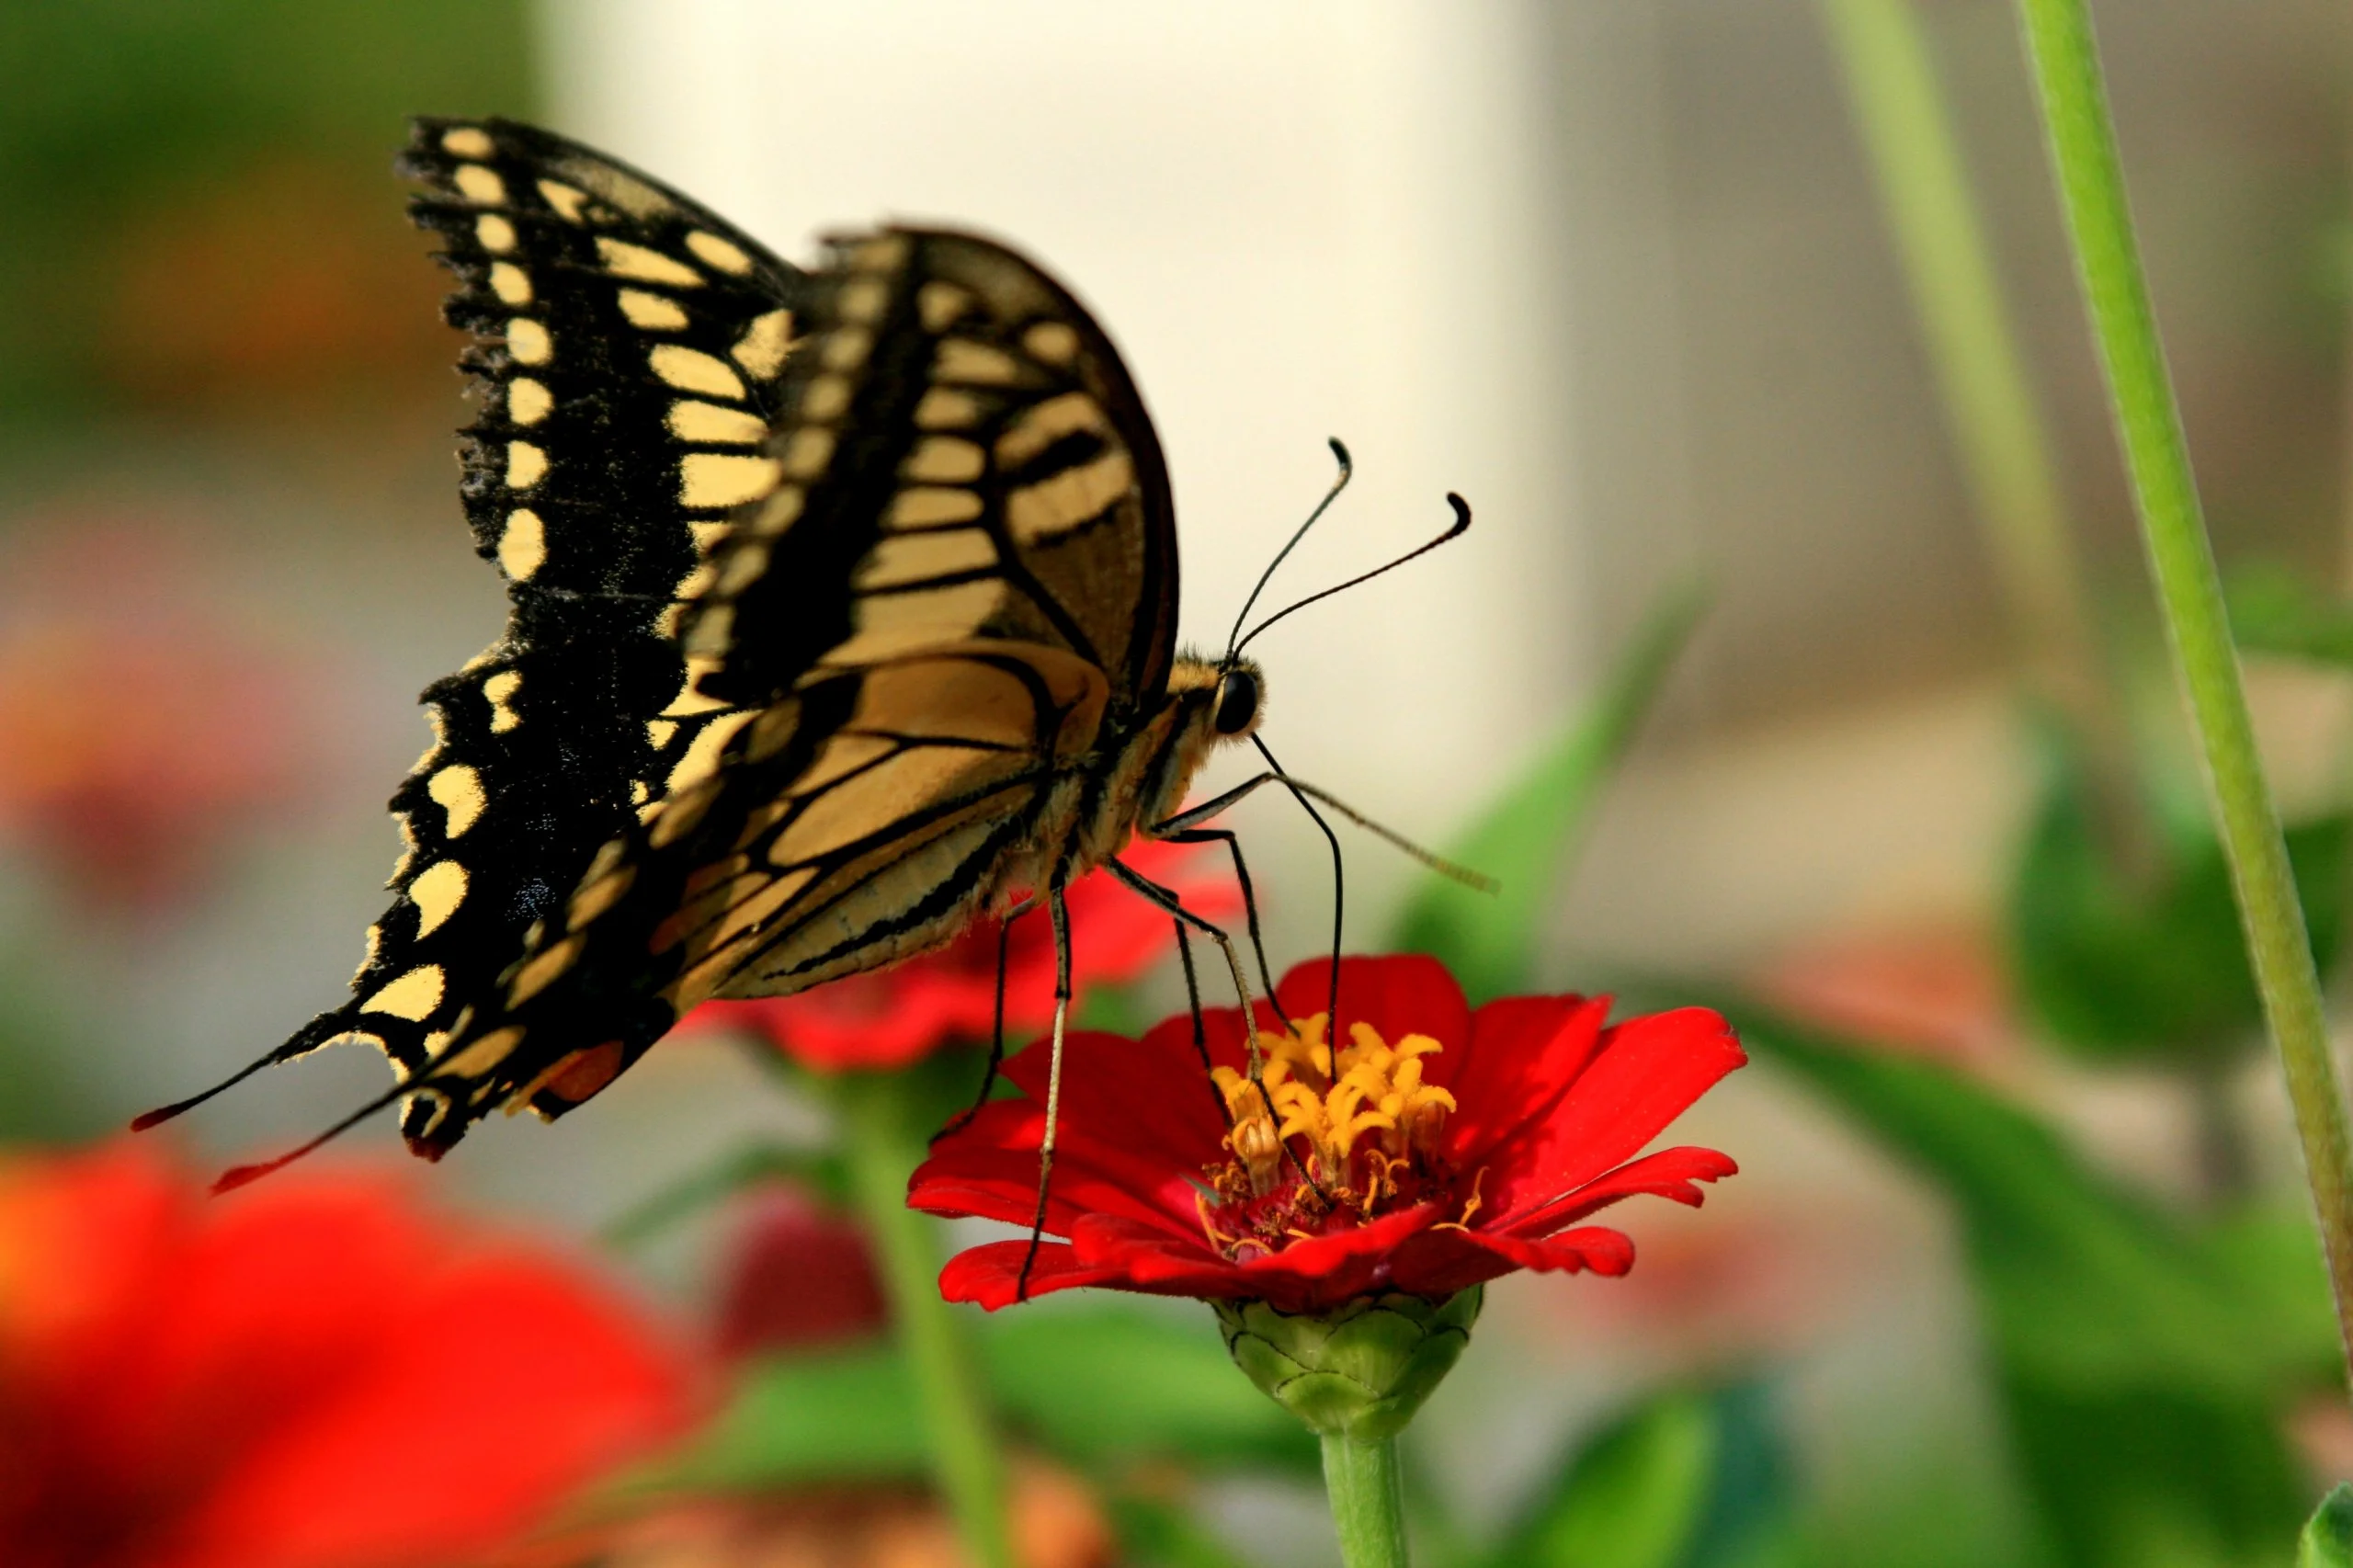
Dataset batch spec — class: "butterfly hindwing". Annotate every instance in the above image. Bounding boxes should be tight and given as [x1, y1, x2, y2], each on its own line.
[250, 119, 813, 1136]
[395, 226, 1183, 1153]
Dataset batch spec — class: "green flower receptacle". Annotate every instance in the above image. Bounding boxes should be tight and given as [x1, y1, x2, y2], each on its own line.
[1214, 1288, 1482, 1442]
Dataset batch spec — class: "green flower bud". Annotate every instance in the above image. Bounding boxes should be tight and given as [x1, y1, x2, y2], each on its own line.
[1213, 1288, 1482, 1441]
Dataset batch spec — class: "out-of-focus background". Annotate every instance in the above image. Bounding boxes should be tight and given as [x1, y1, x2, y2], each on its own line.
[7, 2, 2353, 1564]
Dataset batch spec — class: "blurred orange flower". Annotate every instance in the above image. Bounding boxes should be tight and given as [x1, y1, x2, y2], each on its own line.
[687, 836, 1242, 1072]
[0, 1142, 695, 1568]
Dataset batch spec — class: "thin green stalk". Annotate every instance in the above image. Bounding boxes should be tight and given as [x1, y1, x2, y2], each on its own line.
[1821, 0, 2147, 871]
[1321, 1433, 1410, 1568]
[836, 1071, 1016, 1568]
[2013, 0, 2353, 1379]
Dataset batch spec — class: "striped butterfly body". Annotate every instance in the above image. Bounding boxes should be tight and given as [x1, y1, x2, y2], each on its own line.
[140, 118, 1269, 1169]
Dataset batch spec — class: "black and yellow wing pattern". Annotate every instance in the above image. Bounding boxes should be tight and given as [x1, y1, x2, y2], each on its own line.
[148, 119, 1188, 1165]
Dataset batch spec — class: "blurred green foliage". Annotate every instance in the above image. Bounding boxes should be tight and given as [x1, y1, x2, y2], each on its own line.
[1396, 580, 1705, 1004]
[0, 0, 531, 415]
[2302, 1486, 2353, 1568]
[2009, 735, 2347, 1065]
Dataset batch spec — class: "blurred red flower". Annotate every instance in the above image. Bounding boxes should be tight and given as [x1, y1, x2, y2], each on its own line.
[0, 1142, 695, 1568]
[913, 955, 1746, 1313]
[686, 837, 1242, 1072]
[0, 524, 318, 912]
[711, 1187, 886, 1358]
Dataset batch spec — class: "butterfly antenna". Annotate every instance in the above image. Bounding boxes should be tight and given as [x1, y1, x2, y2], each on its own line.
[1233, 494, 1472, 658]
[1225, 438, 1354, 660]
[210, 1074, 428, 1194]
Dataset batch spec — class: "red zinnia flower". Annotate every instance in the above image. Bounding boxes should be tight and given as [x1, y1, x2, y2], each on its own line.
[687, 837, 1241, 1072]
[0, 1142, 695, 1568]
[911, 955, 1745, 1313]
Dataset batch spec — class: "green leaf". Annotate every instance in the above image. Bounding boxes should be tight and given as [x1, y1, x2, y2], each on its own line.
[2227, 563, 2353, 667]
[2008, 736, 2347, 1063]
[1392, 579, 1706, 1001]
[630, 1305, 1313, 1499]
[1476, 1381, 1796, 1568]
[1720, 1002, 2316, 1566]
[632, 1343, 925, 1494]
[2302, 1485, 2353, 1568]
[989, 1304, 1317, 1471]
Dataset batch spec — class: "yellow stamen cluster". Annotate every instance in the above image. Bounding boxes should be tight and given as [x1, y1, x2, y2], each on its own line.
[1211, 1015, 1457, 1198]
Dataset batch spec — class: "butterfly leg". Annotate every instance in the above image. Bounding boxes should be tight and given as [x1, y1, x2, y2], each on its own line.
[1016, 878, 1072, 1301]
[935, 893, 1039, 1143]
[1163, 826, 1281, 1009]
[1172, 920, 1233, 1129]
[1109, 858, 1331, 1205]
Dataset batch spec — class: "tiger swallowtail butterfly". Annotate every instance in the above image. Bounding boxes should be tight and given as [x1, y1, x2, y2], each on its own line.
[136, 117, 1352, 1177]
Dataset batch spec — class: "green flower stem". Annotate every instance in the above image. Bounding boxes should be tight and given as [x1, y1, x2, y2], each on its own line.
[1321, 1432, 1410, 1568]
[835, 1070, 1016, 1568]
[1822, 0, 2146, 869]
[2015, 0, 2353, 1376]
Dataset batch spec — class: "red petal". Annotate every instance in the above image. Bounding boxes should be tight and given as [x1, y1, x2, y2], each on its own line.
[1276, 954, 1470, 1048]
[1391, 1223, 1637, 1297]
[938, 1239, 1137, 1310]
[1498, 1145, 1737, 1238]
[1482, 1008, 1744, 1217]
[995, 1027, 1229, 1176]
[1437, 994, 1608, 1167]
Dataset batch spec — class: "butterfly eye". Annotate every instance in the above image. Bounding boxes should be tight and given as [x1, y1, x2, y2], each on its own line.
[1212, 669, 1259, 736]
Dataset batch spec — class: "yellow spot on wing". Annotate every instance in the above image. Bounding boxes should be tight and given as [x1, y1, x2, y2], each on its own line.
[647, 718, 677, 749]
[483, 670, 523, 733]
[364, 964, 445, 1021]
[854, 529, 997, 590]
[555, 156, 674, 219]
[903, 437, 983, 483]
[499, 509, 546, 579]
[489, 262, 531, 305]
[688, 231, 755, 275]
[666, 710, 756, 796]
[1007, 448, 1134, 541]
[801, 375, 851, 421]
[476, 214, 517, 253]
[823, 579, 1006, 665]
[668, 401, 765, 445]
[919, 281, 972, 332]
[428, 765, 485, 836]
[680, 453, 782, 509]
[780, 428, 835, 481]
[453, 164, 506, 204]
[442, 1026, 525, 1080]
[888, 487, 984, 529]
[597, 237, 702, 288]
[506, 319, 551, 365]
[717, 542, 770, 595]
[1023, 320, 1082, 366]
[409, 859, 470, 937]
[618, 289, 688, 330]
[914, 388, 982, 429]
[440, 127, 494, 158]
[507, 378, 552, 426]
[995, 392, 1110, 467]
[506, 441, 548, 490]
[651, 345, 745, 399]
[733, 310, 793, 380]
[570, 864, 637, 926]
[836, 277, 889, 324]
[934, 339, 1021, 384]
[748, 488, 804, 537]
[509, 935, 585, 1005]
[538, 180, 588, 222]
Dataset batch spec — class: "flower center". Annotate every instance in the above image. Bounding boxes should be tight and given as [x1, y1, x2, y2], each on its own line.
[1197, 1015, 1462, 1260]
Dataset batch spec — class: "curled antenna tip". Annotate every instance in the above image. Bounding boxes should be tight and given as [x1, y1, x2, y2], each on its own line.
[1446, 494, 1472, 530]
[128, 1106, 180, 1132]
[1327, 437, 1352, 472]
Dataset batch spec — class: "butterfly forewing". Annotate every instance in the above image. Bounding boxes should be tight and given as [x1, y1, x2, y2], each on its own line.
[400, 227, 1184, 1152]
[258, 119, 810, 1129]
